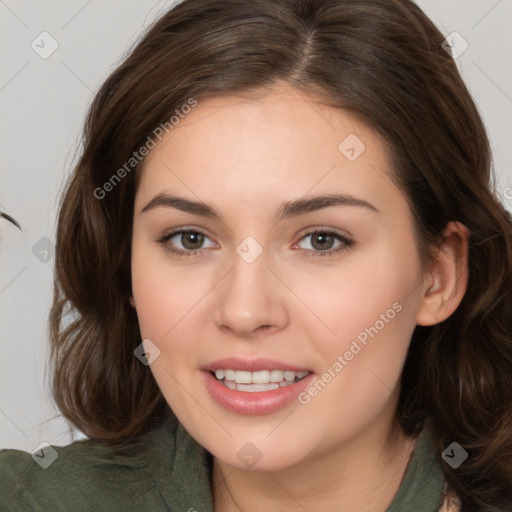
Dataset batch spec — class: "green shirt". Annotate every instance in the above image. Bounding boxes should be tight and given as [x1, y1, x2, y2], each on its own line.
[0, 415, 459, 511]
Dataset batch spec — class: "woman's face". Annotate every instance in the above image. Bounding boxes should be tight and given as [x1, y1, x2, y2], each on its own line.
[131, 82, 427, 470]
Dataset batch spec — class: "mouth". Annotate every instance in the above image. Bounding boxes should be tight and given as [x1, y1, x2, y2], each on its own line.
[201, 357, 315, 414]
[211, 369, 311, 392]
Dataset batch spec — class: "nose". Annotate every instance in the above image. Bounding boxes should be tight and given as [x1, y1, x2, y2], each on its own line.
[213, 245, 289, 339]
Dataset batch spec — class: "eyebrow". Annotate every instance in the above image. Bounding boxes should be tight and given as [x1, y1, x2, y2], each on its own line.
[140, 192, 379, 221]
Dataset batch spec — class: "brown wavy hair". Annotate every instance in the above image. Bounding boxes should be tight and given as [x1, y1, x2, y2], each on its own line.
[48, 0, 512, 509]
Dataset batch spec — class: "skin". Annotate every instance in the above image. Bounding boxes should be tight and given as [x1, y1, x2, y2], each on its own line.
[130, 82, 469, 511]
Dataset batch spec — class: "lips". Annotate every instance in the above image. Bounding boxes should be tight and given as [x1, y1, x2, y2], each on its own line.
[201, 357, 315, 414]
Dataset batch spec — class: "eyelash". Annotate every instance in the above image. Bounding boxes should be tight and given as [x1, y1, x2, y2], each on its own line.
[156, 228, 354, 258]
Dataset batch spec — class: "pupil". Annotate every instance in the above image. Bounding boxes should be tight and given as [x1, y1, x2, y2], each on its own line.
[313, 233, 333, 250]
[183, 232, 203, 250]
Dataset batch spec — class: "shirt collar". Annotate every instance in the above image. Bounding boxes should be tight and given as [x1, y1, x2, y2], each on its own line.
[145, 414, 444, 511]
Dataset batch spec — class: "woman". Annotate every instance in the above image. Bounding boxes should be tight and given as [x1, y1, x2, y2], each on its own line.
[1, 0, 511, 510]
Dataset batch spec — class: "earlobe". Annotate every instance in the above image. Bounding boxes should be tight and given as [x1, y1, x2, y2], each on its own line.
[129, 295, 136, 308]
[416, 221, 470, 326]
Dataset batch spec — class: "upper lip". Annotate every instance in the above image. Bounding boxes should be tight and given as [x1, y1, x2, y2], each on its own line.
[202, 357, 311, 373]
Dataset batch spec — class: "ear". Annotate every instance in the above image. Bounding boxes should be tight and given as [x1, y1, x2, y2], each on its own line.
[416, 221, 470, 326]
[129, 294, 136, 308]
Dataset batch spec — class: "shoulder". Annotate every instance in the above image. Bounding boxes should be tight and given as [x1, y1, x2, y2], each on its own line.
[0, 417, 184, 511]
[1, 438, 107, 511]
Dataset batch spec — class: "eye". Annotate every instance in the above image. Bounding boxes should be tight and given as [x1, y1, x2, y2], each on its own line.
[156, 227, 353, 258]
[156, 229, 216, 257]
[294, 228, 353, 257]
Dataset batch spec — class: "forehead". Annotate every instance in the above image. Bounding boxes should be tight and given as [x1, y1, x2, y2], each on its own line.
[135, 83, 404, 218]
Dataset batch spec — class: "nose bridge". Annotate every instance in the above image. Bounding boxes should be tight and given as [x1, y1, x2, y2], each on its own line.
[214, 236, 288, 336]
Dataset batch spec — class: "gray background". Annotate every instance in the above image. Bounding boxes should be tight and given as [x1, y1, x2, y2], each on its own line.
[1, 0, 511, 451]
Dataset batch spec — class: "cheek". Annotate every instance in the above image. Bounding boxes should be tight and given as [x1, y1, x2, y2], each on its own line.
[130, 243, 206, 418]
[292, 242, 419, 350]
[293, 284, 416, 445]
[292, 243, 420, 408]
[131, 237, 212, 339]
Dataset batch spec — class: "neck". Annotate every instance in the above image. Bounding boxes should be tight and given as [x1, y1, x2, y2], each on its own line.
[212, 418, 417, 512]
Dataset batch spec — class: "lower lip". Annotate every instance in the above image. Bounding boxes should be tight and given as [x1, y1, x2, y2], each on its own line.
[202, 370, 316, 415]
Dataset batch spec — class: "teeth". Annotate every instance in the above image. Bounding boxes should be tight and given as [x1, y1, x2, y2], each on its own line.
[234, 371, 252, 384]
[236, 383, 280, 392]
[224, 380, 236, 390]
[251, 370, 270, 384]
[224, 369, 236, 381]
[213, 368, 310, 386]
[270, 369, 284, 382]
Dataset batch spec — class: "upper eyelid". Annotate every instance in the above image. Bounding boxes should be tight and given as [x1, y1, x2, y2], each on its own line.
[294, 229, 353, 249]
[297, 226, 352, 239]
